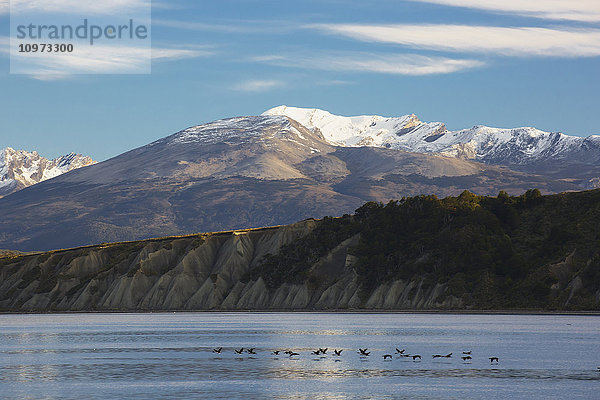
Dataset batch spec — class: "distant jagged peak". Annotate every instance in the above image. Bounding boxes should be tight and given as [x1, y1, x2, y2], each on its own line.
[2, 146, 94, 166]
[0, 146, 95, 196]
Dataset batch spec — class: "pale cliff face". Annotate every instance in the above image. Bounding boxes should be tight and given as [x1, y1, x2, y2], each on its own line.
[0, 220, 460, 312]
[1, 214, 595, 312]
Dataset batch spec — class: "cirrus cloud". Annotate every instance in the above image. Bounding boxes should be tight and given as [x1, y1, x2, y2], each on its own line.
[232, 79, 285, 92]
[1, 36, 211, 79]
[406, 0, 600, 23]
[310, 24, 600, 58]
[2, 0, 151, 15]
[251, 52, 485, 76]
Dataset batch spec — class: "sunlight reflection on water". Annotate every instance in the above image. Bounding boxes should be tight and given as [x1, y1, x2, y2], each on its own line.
[0, 313, 598, 399]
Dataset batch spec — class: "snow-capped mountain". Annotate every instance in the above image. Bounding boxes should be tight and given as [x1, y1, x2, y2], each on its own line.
[264, 106, 600, 166]
[264, 105, 447, 150]
[0, 147, 95, 197]
[1, 114, 578, 251]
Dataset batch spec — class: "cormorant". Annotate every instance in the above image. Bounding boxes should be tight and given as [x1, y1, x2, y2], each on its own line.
[358, 348, 370, 356]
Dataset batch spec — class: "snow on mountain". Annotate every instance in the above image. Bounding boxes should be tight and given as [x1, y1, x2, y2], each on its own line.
[263, 106, 599, 166]
[0, 147, 95, 196]
[263, 105, 447, 150]
[155, 115, 312, 147]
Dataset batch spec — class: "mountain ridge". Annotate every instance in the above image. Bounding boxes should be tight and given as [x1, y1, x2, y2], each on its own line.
[0, 113, 585, 251]
[0, 147, 95, 197]
[264, 106, 600, 188]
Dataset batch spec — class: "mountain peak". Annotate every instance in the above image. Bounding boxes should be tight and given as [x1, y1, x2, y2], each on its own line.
[156, 115, 296, 146]
[263, 105, 436, 149]
[262, 105, 598, 166]
[0, 147, 95, 197]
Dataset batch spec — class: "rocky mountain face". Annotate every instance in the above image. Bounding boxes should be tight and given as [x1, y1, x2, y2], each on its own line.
[0, 147, 95, 197]
[0, 115, 579, 252]
[1, 189, 598, 312]
[265, 106, 600, 188]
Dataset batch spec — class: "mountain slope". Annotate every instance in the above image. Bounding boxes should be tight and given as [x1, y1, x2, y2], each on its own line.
[0, 147, 95, 197]
[1, 190, 598, 312]
[0, 115, 580, 251]
[264, 106, 600, 188]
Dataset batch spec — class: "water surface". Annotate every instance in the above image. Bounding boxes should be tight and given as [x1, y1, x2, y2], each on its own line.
[0, 313, 598, 399]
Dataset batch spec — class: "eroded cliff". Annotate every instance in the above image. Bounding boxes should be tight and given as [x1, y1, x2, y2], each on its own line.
[2, 189, 599, 312]
[0, 219, 460, 311]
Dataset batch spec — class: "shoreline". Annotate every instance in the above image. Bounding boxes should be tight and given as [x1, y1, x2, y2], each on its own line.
[1, 309, 599, 316]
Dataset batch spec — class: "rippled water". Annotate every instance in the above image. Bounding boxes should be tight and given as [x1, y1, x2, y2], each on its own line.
[0, 313, 598, 399]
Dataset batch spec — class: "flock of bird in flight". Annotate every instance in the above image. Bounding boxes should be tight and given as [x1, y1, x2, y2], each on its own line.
[210, 347, 500, 363]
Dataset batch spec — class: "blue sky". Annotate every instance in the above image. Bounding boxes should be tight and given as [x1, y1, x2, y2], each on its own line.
[1, 0, 599, 161]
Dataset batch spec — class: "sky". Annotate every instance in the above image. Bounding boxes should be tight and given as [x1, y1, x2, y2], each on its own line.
[0, 0, 599, 161]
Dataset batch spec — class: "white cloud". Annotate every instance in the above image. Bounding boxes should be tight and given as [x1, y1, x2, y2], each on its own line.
[0, 35, 8, 51]
[252, 52, 484, 75]
[310, 24, 600, 57]
[318, 79, 353, 86]
[4, 0, 150, 15]
[151, 47, 213, 60]
[407, 0, 600, 23]
[152, 19, 296, 34]
[232, 79, 285, 92]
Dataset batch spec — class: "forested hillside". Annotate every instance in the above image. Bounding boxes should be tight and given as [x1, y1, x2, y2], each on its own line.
[1, 189, 599, 311]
